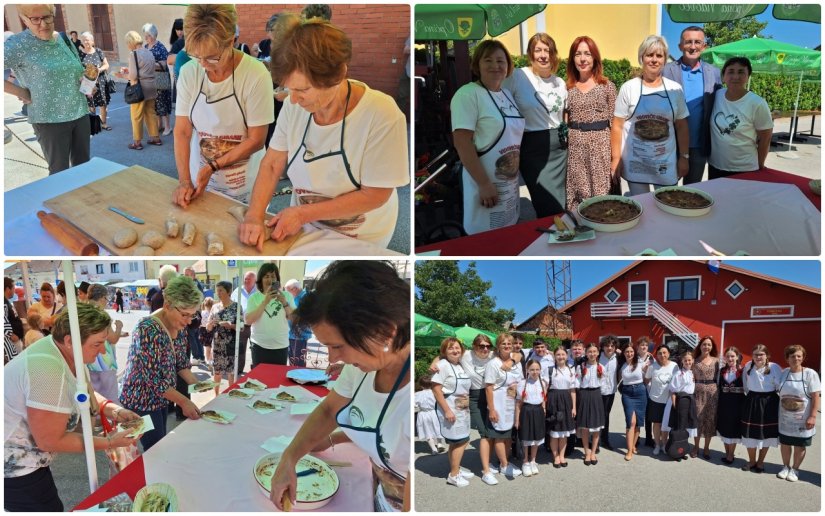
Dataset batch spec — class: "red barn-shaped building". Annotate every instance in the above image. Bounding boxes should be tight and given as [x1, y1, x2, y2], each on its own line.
[561, 261, 820, 372]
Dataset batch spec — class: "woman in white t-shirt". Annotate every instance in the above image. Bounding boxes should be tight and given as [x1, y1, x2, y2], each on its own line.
[267, 261, 410, 512]
[483, 334, 523, 482]
[644, 344, 678, 454]
[776, 345, 820, 483]
[708, 57, 773, 178]
[502, 33, 568, 217]
[611, 35, 690, 196]
[244, 262, 295, 366]
[4, 304, 141, 512]
[619, 344, 648, 461]
[172, 4, 274, 206]
[240, 15, 408, 250]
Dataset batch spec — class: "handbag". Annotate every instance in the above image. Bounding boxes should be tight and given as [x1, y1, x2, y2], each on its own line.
[123, 51, 145, 104]
[89, 113, 102, 135]
[99, 400, 141, 476]
[155, 62, 172, 90]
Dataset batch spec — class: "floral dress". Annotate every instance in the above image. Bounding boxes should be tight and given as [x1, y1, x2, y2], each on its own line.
[693, 359, 720, 438]
[146, 41, 171, 116]
[80, 48, 110, 108]
[210, 301, 239, 375]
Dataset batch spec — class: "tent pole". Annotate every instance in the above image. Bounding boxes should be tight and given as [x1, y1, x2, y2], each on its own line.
[233, 261, 244, 382]
[63, 259, 100, 493]
[779, 71, 804, 160]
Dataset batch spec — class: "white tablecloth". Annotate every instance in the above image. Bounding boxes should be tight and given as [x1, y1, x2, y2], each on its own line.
[520, 178, 821, 256]
[141, 383, 373, 512]
[3, 158, 401, 256]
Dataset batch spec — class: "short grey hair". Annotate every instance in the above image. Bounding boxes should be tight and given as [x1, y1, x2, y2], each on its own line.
[141, 22, 158, 39]
[163, 276, 203, 310]
[87, 284, 109, 302]
[637, 35, 668, 66]
[158, 264, 178, 285]
[284, 278, 301, 290]
[79, 31, 94, 42]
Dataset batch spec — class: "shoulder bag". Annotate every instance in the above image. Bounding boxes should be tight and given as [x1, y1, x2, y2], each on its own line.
[123, 51, 145, 104]
[155, 60, 172, 90]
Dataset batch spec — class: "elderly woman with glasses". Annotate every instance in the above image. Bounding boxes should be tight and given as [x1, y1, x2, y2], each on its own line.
[142, 23, 173, 136]
[78, 32, 112, 130]
[172, 4, 274, 207]
[119, 276, 204, 451]
[239, 14, 409, 250]
[3, 3, 90, 174]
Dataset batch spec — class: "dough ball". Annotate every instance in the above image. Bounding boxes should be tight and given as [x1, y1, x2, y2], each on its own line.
[112, 227, 138, 249]
[133, 246, 155, 256]
[141, 230, 165, 250]
[227, 205, 247, 223]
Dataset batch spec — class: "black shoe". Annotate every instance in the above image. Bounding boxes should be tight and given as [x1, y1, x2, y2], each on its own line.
[553, 463, 561, 469]
[595, 447, 600, 454]
[560, 462, 568, 468]
[591, 459, 598, 466]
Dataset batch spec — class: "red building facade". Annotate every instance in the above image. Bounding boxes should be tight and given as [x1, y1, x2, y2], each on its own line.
[561, 261, 820, 372]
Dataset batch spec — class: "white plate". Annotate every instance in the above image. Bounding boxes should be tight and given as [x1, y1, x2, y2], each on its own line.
[132, 483, 178, 512]
[653, 186, 714, 217]
[577, 195, 643, 232]
[253, 453, 339, 510]
[286, 369, 329, 385]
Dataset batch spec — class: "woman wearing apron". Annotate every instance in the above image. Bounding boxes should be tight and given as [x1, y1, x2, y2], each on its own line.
[240, 15, 409, 250]
[432, 338, 474, 487]
[172, 4, 274, 207]
[450, 40, 525, 235]
[611, 35, 690, 196]
[267, 262, 411, 512]
[777, 345, 820, 482]
[483, 334, 524, 481]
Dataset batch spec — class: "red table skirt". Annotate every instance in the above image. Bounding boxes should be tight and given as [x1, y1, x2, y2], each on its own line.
[74, 365, 328, 510]
[414, 167, 819, 256]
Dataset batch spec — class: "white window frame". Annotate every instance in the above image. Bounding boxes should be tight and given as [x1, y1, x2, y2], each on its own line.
[725, 279, 745, 299]
[664, 275, 702, 302]
[604, 287, 621, 304]
[628, 281, 650, 303]
[95, 264, 104, 274]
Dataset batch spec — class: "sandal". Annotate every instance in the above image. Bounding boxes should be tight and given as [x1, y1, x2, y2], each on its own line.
[148, 139, 163, 146]
[102, 125, 112, 131]
[128, 142, 143, 150]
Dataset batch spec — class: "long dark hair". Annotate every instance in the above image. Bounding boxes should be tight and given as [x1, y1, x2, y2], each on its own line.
[170, 18, 183, 45]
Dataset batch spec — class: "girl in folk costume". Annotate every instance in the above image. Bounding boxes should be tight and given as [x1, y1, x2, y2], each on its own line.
[431, 338, 474, 487]
[776, 345, 820, 482]
[546, 347, 577, 468]
[483, 333, 524, 482]
[716, 346, 745, 465]
[515, 359, 547, 476]
[741, 344, 782, 473]
[663, 352, 698, 461]
[575, 343, 606, 466]
[415, 375, 446, 454]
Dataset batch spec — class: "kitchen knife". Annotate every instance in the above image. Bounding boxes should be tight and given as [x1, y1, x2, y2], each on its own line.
[108, 206, 144, 224]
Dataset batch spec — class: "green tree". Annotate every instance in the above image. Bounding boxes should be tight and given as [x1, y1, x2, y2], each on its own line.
[703, 16, 769, 46]
[415, 261, 515, 333]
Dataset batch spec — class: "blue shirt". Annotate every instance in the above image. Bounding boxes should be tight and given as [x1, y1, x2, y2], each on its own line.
[680, 62, 704, 150]
[288, 290, 312, 340]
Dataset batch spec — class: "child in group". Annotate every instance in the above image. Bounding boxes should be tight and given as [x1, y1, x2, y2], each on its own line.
[664, 352, 698, 461]
[23, 313, 44, 348]
[566, 339, 586, 455]
[546, 347, 577, 467]
[576, 343, 606, 465]
[415, 375, 446, 454]
[515, 359, 547, 476]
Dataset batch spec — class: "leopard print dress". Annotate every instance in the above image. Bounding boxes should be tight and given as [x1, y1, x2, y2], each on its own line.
[565, 81, 617, 210]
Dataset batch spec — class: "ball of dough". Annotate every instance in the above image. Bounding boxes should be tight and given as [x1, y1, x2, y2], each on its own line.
[133, 246, 155, 256]
[113, 227, 138, 249]
[141, 230, 165, 250]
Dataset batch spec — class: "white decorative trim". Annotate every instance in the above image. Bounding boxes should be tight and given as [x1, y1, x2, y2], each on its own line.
[725, 280, 745, 299]
[604, 287, 620, 304]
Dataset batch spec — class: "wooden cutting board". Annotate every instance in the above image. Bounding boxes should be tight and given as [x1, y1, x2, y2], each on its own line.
[43, 165, 300, 256]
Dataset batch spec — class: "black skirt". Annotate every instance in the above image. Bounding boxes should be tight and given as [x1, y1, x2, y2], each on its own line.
[576, 388, 605, 430]
[546, 389, 576, 434]
[519, 403, 546, 442]
[716, 381, 745, 439]
[648, 399, 666, 424]
[741, 391, 780, 440]
[668, 393, 698, 431]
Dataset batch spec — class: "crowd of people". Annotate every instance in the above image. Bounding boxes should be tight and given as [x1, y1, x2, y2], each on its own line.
[418, 333, 819, 487]
[450, 26, 773, 234]
[4, 3, 409, 251]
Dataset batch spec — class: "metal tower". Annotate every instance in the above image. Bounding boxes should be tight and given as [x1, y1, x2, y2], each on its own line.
[545, 261, 571, 337]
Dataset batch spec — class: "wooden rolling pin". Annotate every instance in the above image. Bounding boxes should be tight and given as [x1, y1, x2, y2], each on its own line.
[37, 211, 99, 256]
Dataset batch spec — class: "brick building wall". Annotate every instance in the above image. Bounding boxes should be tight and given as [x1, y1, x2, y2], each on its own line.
[236, 4, 410, 98]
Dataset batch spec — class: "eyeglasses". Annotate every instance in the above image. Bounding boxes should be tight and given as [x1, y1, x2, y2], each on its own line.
[189, 48, 226, 65]
[25, 14, 55, 25]
[683, 39, 705, 46]
[173, 306, 197, 320]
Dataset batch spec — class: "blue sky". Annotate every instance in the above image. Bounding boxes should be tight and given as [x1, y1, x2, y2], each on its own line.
[453, 260, 821, 324]
[661, 4, 821, 50]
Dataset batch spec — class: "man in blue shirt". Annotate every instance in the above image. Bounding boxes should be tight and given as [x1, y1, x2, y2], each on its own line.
[285, 279, 312, 367]
[663, 26, 722, 185]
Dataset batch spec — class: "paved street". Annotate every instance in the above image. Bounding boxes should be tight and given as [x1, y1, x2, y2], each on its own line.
[414, 398, 821, 512]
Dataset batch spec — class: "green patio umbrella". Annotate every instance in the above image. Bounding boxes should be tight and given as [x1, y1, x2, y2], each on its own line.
[454, 324, 497, 347]
[772, 4, 821, 24]
[415, 4, 547, 41]
[665, 4, 820, 24]
[414, 314, 457, 348]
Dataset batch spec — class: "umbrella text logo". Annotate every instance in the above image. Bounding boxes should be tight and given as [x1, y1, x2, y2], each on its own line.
[776, 52, 786, 64]
[457, 17, 473, 38]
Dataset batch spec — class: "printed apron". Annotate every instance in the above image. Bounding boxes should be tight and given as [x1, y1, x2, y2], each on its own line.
[336, 359, 409, 512]
[286, 81, 397, 246]
[621, 78, 678, 186]
[436, 363, 471, 440]
[462, 86, 525, 235]
[491, 369, 518, 432]
[778, 370, 815, 439]
[189, 59, 259, 203]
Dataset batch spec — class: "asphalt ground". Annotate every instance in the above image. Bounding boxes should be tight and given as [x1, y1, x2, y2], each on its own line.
[414, 395, 822, 512]
[3, 79, 412, 255]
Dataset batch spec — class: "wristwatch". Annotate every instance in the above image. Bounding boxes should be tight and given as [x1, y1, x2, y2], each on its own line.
[679, 153, 690, 160]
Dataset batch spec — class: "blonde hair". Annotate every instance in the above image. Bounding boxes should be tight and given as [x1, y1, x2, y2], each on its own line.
[184, 4, 236, 56]
[18, 4, 55, 17]
[637, 35, 668, 66]
[27, 312, 43, 331]
[124, 30, 143, 48]
[269, 13, 351, 88]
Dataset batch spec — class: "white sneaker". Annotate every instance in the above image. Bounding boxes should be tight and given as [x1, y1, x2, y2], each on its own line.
[503, 463, 522, 478]
[777, 466, 790, 479]
[488, 464, 500, 475]
[459, 467, 475, 479]
[162, 127, 173, 136]
[521, 464, 532, 477]
[446, 473, 469, 487]
[653, 445, 661, 456]
[481, 472, 499, 485]
[531, 462, 539, 475]
[787, 469, 799, 482]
